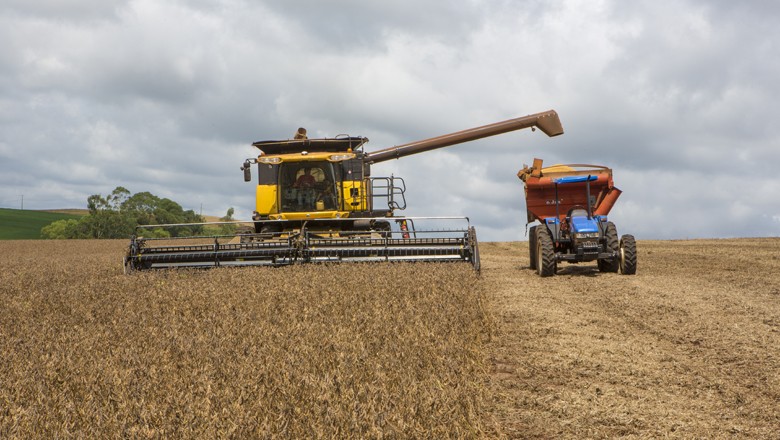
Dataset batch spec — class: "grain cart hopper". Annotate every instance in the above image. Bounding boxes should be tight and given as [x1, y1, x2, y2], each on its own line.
[517, 158, 636, 276]
[124, 110, 563, 272]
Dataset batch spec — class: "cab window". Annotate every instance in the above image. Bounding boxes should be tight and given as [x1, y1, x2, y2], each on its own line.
[280, 162, 338, 212]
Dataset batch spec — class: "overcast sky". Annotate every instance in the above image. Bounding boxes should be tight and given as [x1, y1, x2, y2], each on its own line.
[1, 0, 778, 241]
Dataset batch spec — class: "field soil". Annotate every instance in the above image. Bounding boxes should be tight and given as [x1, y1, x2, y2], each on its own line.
[1, 238, 778, 438]
[482, 238, 780, 438]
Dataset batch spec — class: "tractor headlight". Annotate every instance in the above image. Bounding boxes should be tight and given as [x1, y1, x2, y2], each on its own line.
[574, 232, 600, 239]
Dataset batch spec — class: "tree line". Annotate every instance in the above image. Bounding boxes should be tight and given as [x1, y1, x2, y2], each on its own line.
[41, 187, 234, 239]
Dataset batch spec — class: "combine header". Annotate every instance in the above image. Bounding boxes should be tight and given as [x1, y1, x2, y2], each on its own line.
[518, 158, 637, 276]
[124, 110, 563, 272]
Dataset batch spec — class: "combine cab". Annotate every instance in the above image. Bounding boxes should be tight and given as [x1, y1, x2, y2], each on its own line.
[518, 158, 637, 276]
[125, 110, 563, 273]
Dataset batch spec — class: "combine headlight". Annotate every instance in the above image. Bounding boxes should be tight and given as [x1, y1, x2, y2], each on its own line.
[258, 156, 282, 164]
[329, 153, 355, 161]
[574, 232, 600, 239]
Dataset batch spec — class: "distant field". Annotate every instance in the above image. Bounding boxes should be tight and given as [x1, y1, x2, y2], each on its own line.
[0, 208, 243, 240]
[0, 208, 84, 239]
[42, 208, 88, 216]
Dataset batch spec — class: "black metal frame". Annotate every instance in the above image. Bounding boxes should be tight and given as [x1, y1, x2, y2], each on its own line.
[124, 217, 480, 273]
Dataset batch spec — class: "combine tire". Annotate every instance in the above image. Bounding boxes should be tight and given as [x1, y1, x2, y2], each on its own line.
[598, 221, 620, 273]
[373, 220, 392, 238]
[535, 226, 556, 277]
[469, 226, 481, 273]
[528, 225, 538, 270]
[619, 234, 637, 275]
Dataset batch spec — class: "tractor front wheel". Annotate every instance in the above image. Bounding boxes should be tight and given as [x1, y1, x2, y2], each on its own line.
[598, 221, 620, 273]
[619, 234, 637, 275]
[536, 226, 556, 277]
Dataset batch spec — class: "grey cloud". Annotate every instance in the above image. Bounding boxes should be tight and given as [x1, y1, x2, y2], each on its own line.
[3, 0, 125, 22]
[1, 0, 778, 241]
[261, 0, 486, 49]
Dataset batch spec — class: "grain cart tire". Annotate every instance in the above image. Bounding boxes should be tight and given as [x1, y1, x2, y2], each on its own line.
[619, 234, 637, 275]
[528, 225, 538, 270]
[598, 221, 620, 273]
[536, 226, 556, 277]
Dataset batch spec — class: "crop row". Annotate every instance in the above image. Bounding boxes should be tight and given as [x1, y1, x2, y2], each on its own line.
[0, 240, 492, 438]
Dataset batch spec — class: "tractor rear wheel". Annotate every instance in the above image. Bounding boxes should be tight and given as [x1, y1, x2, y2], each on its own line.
[598, 221, 620, 273]
[528, 225, 538, 270]
[619, 234, 637, 275]
[536, 226, 556, 277]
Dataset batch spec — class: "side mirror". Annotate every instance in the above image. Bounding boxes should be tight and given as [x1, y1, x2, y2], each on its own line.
[242, 162, 251, 182]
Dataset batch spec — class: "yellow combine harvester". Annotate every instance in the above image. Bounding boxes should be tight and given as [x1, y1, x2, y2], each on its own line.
[124, 110, 563, 272]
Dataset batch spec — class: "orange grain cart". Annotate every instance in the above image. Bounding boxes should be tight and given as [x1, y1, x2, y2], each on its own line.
[519, 159, 622, 223]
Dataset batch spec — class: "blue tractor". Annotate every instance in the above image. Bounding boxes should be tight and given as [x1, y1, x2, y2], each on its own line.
[518, 159, 637, 277]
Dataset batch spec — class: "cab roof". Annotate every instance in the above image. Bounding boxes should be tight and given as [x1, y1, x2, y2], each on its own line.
[252, 137, 368, 155]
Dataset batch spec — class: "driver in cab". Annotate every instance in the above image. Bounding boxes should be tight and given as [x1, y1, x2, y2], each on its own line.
[294, 167, 316, 188]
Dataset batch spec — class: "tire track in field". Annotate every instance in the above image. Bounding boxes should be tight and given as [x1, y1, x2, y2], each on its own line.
[479, 239, 780, 438]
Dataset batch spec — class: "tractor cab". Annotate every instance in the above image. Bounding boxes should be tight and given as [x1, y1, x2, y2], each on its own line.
[550, 175, 605, 259]
[555, 175, 601, 230]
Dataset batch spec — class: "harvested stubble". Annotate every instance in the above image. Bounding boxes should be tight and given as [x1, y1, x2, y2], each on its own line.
[0, 240, 492, 438]
[482, 238, 780, 439]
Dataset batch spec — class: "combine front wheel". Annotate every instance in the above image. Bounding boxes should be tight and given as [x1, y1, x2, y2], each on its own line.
[535, 227, 556, 277]
[468, 226, 481, 273]
[619, 234, 637, 275]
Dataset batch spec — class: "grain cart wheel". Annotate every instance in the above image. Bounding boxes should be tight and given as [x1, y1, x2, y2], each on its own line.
[619, 234, 637, 275]
[528, 225, 538, 270]
[535, 226, 556, 277]
[598, 221, 620, 273]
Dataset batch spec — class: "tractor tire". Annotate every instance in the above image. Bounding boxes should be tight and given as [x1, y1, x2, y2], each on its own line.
[535, 226, 556, 277]
[598, 221, 620, 273]
[619, 234, 637, 275]
[528, 225, 538, 270]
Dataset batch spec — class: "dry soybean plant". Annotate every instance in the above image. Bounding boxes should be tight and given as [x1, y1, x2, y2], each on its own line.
[0, 240, 494, 438]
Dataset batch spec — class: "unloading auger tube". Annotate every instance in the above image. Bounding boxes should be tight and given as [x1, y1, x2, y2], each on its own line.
[366, 110, 563, 163]
[123, 217, 481, 273]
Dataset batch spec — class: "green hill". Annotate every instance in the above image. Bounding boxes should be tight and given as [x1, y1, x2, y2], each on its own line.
[0, 208, 84, 240]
